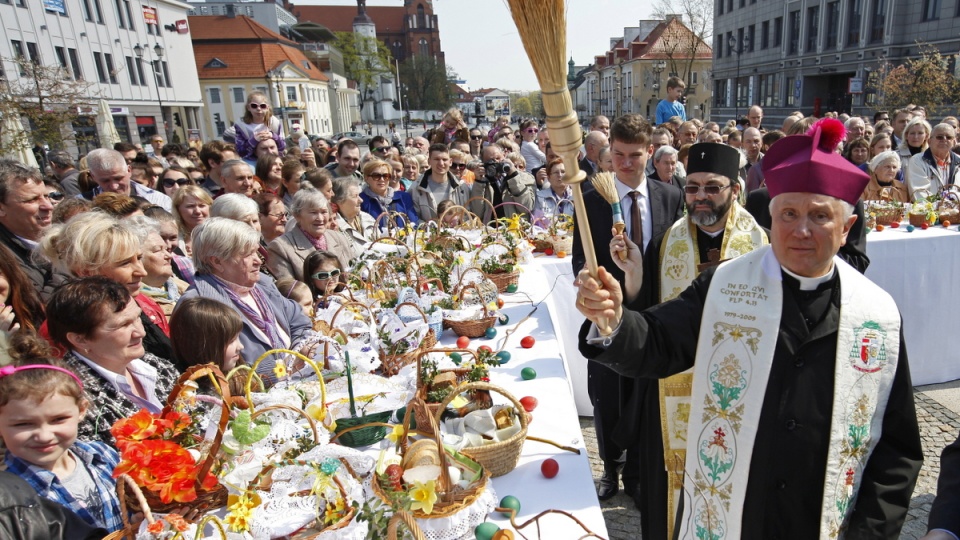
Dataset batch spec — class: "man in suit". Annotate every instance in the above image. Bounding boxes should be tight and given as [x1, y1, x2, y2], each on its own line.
[924, 435, 960, 540]
[572, 113, 684, 505]
[578, 130, 608, 179]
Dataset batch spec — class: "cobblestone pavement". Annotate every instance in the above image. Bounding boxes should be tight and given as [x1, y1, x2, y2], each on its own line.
[579, 388, 960, 540]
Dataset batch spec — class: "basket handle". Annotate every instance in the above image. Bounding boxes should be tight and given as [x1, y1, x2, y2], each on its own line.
[387, 510, 427, 540]
[330, 301, 376, 328]
[457, 283, 490, 316]
[191, 515, 229, 540]
[116, 473, 155, 533]
[250, 404, 321, 445]
[161, 364, 231, 484]
[395, 302, 428, 323]
[414, 348, 479, 390]
[418, 278, 446, 294]
[466, 196, 497, 223]
[246, 349, 327, 423]
[433, 380, 528, 433]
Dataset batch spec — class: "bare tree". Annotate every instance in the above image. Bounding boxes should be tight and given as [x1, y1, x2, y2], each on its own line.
[651, 0, 713, 86]
[0, 57, 97, 155]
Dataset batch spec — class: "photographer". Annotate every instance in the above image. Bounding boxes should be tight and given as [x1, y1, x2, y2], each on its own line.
[468, 145, 536, 222]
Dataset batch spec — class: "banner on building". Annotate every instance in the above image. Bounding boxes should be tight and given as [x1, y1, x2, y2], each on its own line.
[142, 6, 158, 25]
[43, 0, 66, 14]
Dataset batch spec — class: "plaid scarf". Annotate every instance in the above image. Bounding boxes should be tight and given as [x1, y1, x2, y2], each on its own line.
[212, 275, 284, 350]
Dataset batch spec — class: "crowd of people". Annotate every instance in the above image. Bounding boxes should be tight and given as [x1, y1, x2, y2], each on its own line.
[0, 77, 959, 539]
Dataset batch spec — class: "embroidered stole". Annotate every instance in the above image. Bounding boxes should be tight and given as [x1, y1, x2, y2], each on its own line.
[657, 203, 767, 538]
[675, 247, 901, 539]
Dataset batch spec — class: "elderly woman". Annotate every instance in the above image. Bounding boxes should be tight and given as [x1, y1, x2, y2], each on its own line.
[899, 117, 931, 160]
[255, 191, 288, 244]
[905, 123, 960, 200]
[359, 159, 419, 226]
[210, 193, 275, 278]
[535, 158, 573, 219]
[332, 176, 375, 247]
[46, 277, 180, 444]
[267, 189, 356, 281]
[126, 216, 188, 317]
[178, 217, 315, 383]
[863, 151, 909, 203]
[39, 211, 173, 361]
[172, 184, 211, 257]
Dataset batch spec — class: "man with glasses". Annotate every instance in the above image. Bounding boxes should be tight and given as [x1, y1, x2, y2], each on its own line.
[324, 139, 362, 179]
[410, 143, 470, 220]
[85, 148, 172, 211]
[47, 150, 81, 197]
[905, 123, 960, 198]
[367, 136, 392, 158]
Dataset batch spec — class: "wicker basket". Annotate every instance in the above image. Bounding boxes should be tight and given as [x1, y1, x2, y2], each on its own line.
[411, 348, 487, 437]
[379, 302, 437, 377]
[246, 349, 328, 424]
[331, 351, 394, 447]
[121, 365, 231, 514]
[105, 474, 231, 540]
[485, 269, 520, 293]
[872, 205, 904, 227]
[908, 212, 935, 227]
[443, 283, 497, 338]
[433, 381, 527, 478]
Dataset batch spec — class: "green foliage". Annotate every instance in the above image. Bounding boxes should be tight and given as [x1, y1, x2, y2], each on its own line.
[399, 55, 453, 111]
[0, 57, 97, 154]
[513, 97, 533, 117]
[876, 43, 960, 116]
[333, 31, 393, 90]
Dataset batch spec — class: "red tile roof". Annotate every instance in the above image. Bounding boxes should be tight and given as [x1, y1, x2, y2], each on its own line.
[290, 5, 408, 33]
[190, 16, 328, 82]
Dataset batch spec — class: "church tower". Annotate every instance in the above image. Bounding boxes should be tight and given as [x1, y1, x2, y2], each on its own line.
[352, 0, 398, 123]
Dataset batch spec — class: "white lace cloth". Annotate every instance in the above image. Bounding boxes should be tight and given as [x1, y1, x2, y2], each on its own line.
[323, 373, 413, 420]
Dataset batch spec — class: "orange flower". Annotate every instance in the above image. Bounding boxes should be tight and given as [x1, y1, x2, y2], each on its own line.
[111, 410, 158, 449]
[146, 520, 164, 534]
[164, 513, 190, 532]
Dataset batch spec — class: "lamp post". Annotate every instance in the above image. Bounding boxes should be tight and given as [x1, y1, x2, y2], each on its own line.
[591, 74, 600, 117]
[394, 58, 404, 135]
[727, 34, 751, 121]
[266, 68, 286, 135]
[134, 43, 166, 140]
[615, 58, 624, 119]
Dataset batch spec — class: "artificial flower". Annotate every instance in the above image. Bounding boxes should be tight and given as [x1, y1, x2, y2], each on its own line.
[386, 424, 406, 444]
[408, 480, 438, 515]
[147, 520, 165, 534]
[111, 409, 158, 449]
[163, 514, 190, 532]
[323, 498, 347, 526]
[224, 492, 261, 533]
[273, 360, 288, 380]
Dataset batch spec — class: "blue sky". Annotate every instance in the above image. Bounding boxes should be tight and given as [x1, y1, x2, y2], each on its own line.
[298, 0, 655, 91]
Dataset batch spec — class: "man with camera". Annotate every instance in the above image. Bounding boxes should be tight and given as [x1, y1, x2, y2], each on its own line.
[468, 144, 536, 222]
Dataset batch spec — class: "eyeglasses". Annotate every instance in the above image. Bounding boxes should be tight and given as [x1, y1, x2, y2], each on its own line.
[935, 134, 956, 141]
[162, 177, 192, 187]
[367, 173, 391, 180]
[524, 128, 539, 134]
[684, 184, 732, 196]
[373, 147, 390, 153]
[262, 211, 290, 220]
[311, 268, 341, 280]
[470, 135, 483, 140]
[249, 103, 269, 110]
[48, 191, 64, 201]
[451, 163, 467, 170]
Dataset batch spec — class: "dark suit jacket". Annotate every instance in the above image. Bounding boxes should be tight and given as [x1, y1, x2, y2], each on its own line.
[928, 434, 960, 535]
[745, 187, 870, 273]
[0, 222, 66, 302]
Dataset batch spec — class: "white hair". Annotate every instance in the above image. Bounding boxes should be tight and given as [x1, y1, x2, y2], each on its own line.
[210, 193, 258, 221]
[191, 216, 260, 274]
[220, 159, 251, 181]
[769, 194, 855, 221]
[654, 145, 679, 162]
[291, 188, 329, 217]
[868, 150, 900, 173]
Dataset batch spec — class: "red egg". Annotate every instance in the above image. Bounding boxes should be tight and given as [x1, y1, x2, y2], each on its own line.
[519, 396, 538, 412]
[520, 336, 536, 349]
[921, 222, 930, 230]
[456, 336, 470, 348]
[890, 221, 900, 228]
[541, 458, 559, 478]
[478, 345, 493, 354]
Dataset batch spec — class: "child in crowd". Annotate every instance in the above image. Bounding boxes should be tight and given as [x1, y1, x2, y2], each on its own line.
[436, 199, 462, 227]
[656, 76, 687, 125]
[303, 251, 345, 309]
[276, 278, 315, 319]
[0, 345, 123, 532]
[169, 297, 247, 396]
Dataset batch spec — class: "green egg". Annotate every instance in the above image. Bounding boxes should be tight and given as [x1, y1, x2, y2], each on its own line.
[450, 352, 462, 365]
[475, 522, 500, 540]
[485, 327, 497, 339]
[521, 367, 537, 380]
[498, 314, 510, 325]
[506, 283, 519, 293]
[499, 495, 521, 516]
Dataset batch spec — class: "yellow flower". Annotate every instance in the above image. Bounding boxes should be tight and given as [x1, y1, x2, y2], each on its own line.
[323, 498, 346, 525]
[408, 480, 438, 515]
[273, 360, 288, 380]
[386, 424, 406, 443]
[225, 492, 261, 533]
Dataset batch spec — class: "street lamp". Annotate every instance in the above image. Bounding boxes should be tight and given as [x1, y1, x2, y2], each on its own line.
[134, 43, 166, 140]
[591, 74, 600, 117]
[727, 34, 751, 121]
[615, 58, 624, 119]
[266, 68, 286, 134]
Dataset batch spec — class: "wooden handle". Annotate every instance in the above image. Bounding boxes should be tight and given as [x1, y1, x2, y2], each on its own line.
[613, 222, 627, 262]
[571, 183, 611, 335]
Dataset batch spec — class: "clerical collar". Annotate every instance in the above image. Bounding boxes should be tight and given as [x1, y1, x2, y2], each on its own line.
[781, 264, 836, 291]
[698, 227, 724, 238]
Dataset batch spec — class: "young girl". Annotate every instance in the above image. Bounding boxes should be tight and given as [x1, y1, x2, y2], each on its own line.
[169, 297, 244, 377]
[275, 278, 315, 319]
[303, 251, 344, 308]
[0, 339, 123, 532]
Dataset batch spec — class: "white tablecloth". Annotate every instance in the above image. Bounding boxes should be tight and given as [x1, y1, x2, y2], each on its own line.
[865, 226, 960, 385]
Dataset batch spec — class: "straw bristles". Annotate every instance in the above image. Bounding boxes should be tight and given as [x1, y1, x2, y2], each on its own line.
[591, 172, 619, 205]
[505, 0, 568, 89]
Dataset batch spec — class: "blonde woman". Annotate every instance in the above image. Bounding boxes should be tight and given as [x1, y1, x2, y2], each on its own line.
[171, 185, 212, 257]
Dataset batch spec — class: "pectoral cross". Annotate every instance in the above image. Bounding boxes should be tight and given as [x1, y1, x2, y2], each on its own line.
[696, 248, 723, 273]
[701, 152, 706, 159]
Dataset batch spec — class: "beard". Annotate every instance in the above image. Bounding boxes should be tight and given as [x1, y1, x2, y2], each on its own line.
[688, 195, 733, 228]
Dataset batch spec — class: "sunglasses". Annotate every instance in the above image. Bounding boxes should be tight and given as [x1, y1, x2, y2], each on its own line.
[684, 184, 732, 196]
[367, 173, 391, 180]
[373, 147, 391, 153]
[48, 191, 64, 201]
[470, 135, 483, 140]
[311, 268, 341, 280]
[451, 163, 467, 170]
[524, 128, 539, 134]
[935, 134, 956, 141]
[162, 177, 191, 187]
[249, 103, 269, 110]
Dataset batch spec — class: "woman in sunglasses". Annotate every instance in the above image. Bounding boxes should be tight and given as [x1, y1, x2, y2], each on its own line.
[232, 91, 285, 162]
[302, 250, 345, 306]
[519, 119, 546, 170]
[157, 166, 193, 197]
[359, 159, 419, 227]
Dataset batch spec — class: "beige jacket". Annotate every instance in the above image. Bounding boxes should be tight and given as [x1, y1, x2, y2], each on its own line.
[266, 226, 357, 281]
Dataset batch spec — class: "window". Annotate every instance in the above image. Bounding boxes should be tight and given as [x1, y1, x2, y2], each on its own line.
[726, 0, 732, 12]
[25, 42, 39, 64]
[785, 76, 796, 106]
[135, 58, 145, 86]
[870, 0, 886, 42]
[55, 46, 67, 70]
[718, 0, 724, 16]
[747, 24, 755, 52]
[774, 17, 783, 47]
[923, 0, 941, 20]
[232, 88, 245, 103]
[761, 20, 770, 49]
[92, 0, 103, 23]
[69, 48, 82, 80]
[105, 53, 117, 84]
[418, 38, 428, 56]
[826, 2, 840, 49]
[739, 0, 745, 7]
[758, 73, 781, 107]
[788, 10, 800, 54]
[806, 6, 820, 52]
[126, 56, 137, 84]
[161, 61, 170, 87]
[285, 86, 296, 101]
[11, 40, 25, 74]
[93, 52, 107, 83]
[114, 0, 125, 27]
[737, 28, 745, 54]
[736, 76, 749, 108]
[716, 41, 723, 59]
[151, 60, 164, 86]
[209, 88, 221, 104]
[124, 0, 134, 29]
[847, 0, 862, 45]
[81, 0, 92, 20]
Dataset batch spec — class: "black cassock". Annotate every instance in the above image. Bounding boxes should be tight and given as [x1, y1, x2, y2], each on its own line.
[580, 265, 922, 540]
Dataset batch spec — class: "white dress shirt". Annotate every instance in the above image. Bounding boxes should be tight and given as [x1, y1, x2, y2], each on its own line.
[614, 176, 653, 253]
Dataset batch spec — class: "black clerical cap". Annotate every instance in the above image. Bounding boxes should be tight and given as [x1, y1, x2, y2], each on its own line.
[686, 143, 741, 184]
